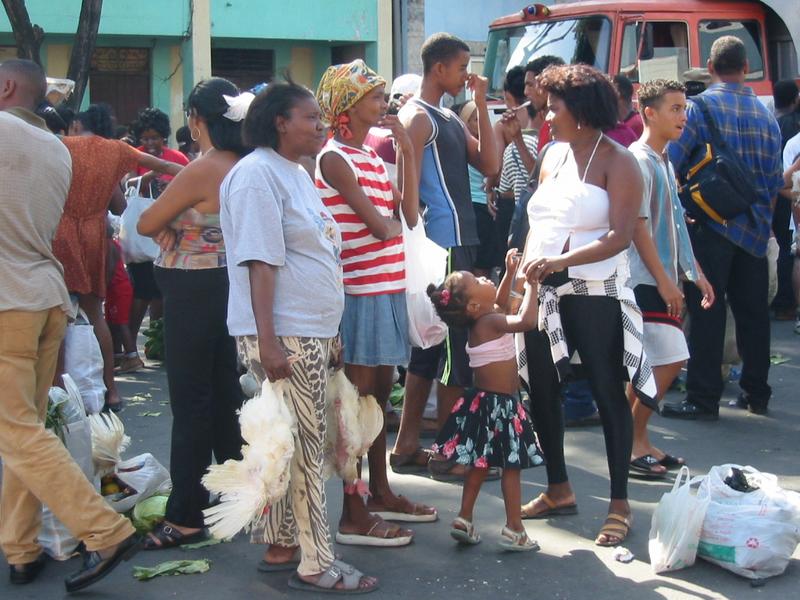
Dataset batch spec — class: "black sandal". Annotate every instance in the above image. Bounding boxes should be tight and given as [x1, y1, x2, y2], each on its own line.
[143, 522, 207, 551]
[629, 455, 667, 479]
[659, 454, 686, 469]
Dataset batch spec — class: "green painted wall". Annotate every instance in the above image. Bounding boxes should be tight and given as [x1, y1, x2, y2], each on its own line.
[1, 0, 378, 42]
[0, 0, 188, 36]
[210, 0, 378, 41]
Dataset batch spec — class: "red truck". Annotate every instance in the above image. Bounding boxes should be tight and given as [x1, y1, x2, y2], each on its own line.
[483, 0, 798, 102]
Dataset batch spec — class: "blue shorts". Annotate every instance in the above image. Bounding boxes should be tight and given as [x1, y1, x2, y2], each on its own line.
[341, 292, 410, 367]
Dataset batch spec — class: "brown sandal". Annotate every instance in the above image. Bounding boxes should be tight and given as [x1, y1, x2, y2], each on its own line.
[389, 448, 431, 474]
[595, 513, 632, 547]
[521, 493, 578, 520]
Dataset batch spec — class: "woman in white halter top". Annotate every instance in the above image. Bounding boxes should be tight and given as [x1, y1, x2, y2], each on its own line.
[517, 64, 648, 547]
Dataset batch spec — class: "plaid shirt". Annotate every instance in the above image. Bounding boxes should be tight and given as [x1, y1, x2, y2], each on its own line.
[668, 83, 783, 257]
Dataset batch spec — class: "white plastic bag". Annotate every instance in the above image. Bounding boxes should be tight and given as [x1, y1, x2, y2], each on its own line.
[107, 453, 171, 514]
[649, 466, 710, 573]
[401, 212, 448, 348]
[63, 310, 105, 414]
[119, 179, 159, 264]
[698, 464, 800, 579]
[39, 376, 94, 560]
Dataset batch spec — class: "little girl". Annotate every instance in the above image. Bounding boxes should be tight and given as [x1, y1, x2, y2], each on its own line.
[428, 250, 543, 551]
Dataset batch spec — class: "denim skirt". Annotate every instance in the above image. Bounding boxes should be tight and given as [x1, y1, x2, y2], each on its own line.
[341, 292, 410, 367]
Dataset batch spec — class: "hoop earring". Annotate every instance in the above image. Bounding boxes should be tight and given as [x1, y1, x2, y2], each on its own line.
[190, 127, 200, 141]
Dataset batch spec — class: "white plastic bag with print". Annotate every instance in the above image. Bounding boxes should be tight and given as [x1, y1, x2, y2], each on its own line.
[63, 309, 106, 414]
[119, 178, 159, 263]
[107, 453, 171, 514]
[401, 211, 448, 348]
[697, 464, 800, 579]
[38, 376, 94, 560]
[648, 466, 710, 573]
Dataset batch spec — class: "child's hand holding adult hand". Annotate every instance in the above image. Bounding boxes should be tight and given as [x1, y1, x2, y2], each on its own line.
[505, 248, 521, 274]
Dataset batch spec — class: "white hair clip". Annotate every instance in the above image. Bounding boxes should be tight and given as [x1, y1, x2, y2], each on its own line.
[222, 92, 255, 122]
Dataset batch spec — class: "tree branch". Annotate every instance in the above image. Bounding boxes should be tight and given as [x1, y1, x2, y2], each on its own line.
[2, 0, 45, 65]
[65, 0, 103, 110]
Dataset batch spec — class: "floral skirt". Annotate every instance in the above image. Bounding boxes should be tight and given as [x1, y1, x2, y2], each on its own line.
[432, 388, 544, 470]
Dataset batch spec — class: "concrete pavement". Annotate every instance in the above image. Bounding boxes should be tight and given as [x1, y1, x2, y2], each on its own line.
[2, 319, 798, 599]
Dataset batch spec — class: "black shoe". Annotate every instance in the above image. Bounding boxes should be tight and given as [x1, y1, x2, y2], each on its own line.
[660, 400, 719, 421]
[64, 534, 141, 593]
[734, 392, 769, 416]
[9, 553, 47, 585]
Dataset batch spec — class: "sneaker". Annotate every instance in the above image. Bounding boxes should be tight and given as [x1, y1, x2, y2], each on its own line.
[116, 356, 144, 374]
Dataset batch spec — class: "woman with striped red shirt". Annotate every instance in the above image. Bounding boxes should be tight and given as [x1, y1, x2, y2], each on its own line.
[315, 60, 438, 546]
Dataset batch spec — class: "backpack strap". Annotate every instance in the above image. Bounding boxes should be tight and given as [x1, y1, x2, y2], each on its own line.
[691, 96, 726, 150]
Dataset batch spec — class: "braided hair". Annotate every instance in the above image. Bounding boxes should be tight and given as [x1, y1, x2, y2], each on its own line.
[426, 271, 472, 328]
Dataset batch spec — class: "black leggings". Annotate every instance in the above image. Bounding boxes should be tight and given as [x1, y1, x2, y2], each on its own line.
[524, 294, 632, 500]
[155, 266, 244, 528]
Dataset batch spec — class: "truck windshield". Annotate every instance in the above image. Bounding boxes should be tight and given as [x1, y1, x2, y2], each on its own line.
[699, 20, 765, 80]
[484, 16, 611, 96]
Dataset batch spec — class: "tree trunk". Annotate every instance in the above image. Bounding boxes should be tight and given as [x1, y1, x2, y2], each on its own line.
[65, 0, 103, 110]
[1, 0, 45, 65]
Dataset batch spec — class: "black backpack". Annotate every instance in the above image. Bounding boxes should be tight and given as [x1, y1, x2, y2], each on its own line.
[678, 96, 759, 226]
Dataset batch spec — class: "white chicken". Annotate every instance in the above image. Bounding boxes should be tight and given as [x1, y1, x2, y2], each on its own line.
[324, 369, 384, 490]
[88, 411, 131, 477]
[202, 378, 295, 540]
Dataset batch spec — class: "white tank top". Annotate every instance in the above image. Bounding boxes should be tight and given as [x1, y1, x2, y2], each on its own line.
[526, 139, 629, 281]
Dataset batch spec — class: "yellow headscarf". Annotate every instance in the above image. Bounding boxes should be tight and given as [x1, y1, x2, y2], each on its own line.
[316, 59, 386, 139]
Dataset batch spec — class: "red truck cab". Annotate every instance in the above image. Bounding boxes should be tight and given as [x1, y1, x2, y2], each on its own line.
[484, 1, 797, 102]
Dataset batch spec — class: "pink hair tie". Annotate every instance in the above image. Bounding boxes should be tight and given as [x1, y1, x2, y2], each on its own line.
[440, 289, 451, 306]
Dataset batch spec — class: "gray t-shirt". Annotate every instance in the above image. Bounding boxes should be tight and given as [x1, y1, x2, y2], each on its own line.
[220, 147, 344, 338]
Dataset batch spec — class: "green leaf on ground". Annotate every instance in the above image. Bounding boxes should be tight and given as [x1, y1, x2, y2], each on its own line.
[132, 559, 211, 581]
[138, 411, 162, 417]
[769, 353, 790, 365]
[181, 538, 226, 550]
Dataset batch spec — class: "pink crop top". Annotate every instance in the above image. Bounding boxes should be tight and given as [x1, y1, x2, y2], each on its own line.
[466, 333, 517, 368]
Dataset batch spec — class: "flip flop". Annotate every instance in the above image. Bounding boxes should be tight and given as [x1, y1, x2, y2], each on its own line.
[629, 455, 667, 479]
[287, 560, 378, 594]
[367, 496, 438, 523]
[335, 519, 413, 547]
[389, 448, 431, 474]
[659, 454, 686, 469]
[258, 547, 301, 573]
[521, 493, 578, 520]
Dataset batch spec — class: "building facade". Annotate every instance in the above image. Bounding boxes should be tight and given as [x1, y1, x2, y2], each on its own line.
[1, 0, 392, 140]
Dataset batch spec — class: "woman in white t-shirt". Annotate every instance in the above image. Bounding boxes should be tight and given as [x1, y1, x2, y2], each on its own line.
[219, 82, 377, 594]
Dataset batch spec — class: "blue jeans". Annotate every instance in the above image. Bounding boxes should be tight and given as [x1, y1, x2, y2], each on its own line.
[562, 379, 597, 421]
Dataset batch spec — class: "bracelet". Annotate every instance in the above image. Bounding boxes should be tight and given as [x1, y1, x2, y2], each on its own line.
[509, 290, 523, 300]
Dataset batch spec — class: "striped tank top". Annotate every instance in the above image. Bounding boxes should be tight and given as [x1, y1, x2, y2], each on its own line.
[315, 139, 405, 296]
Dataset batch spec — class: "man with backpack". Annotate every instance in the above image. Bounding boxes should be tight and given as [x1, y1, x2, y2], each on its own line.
[665, 36, 783, 419]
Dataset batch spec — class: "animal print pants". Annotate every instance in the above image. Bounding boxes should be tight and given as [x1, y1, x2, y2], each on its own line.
[236, 335, 335, 576]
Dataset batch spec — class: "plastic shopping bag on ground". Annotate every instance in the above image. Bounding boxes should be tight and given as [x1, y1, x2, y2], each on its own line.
[106, 453, 171, 514]
[119, 178, 159, 264]
[63, 310, 105, 414]
[697, 464, 800, 579]
[38, 376, 95, 560]
[649, 466, 710, 573]
[402, 211, 448, 348]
